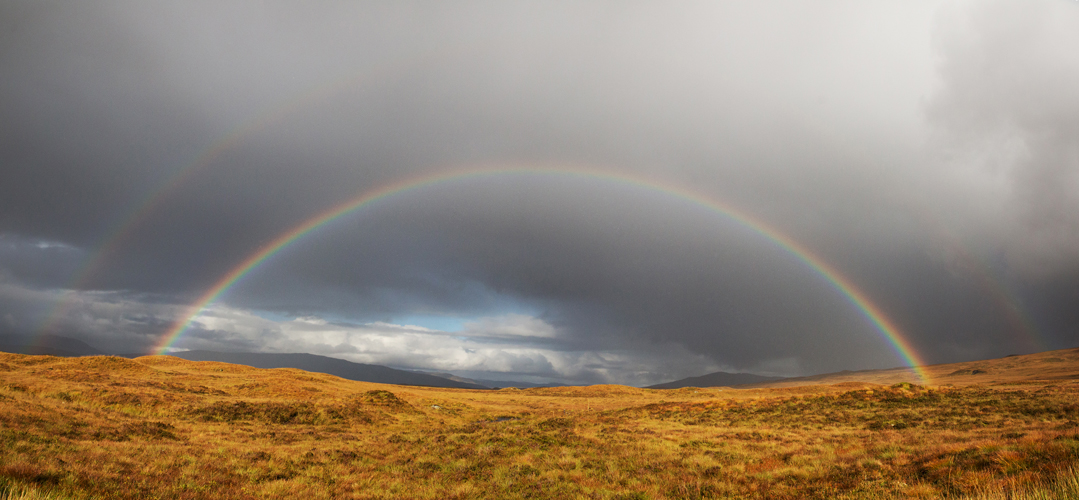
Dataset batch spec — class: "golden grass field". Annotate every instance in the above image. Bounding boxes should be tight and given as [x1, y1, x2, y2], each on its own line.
[2, 347, 1079, 499]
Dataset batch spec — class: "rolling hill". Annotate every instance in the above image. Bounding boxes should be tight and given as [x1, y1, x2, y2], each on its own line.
[0, 333, 104, 358]
[645, 370, 783, 389]
[742, 346, 1079, 388]
[648, 346, 1079, 389]
[160, 350, 490, 390]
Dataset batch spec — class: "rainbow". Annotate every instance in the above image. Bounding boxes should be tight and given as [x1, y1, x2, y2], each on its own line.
[915, 210, 1045, 354]
[152, 166, 931, 384]
[33, 92, 332, 338]
[34, 51, 437, 341]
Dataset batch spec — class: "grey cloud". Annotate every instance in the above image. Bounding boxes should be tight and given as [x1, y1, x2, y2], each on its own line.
[176, 306, 721, 385]
[0, 234, 86, 288]
[1, 0, 1077, 384]
[0, 283, 178, 354]
[928, 0, 1079, 276]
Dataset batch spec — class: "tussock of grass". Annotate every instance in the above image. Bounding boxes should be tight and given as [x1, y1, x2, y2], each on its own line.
[962, 466, 1079, 499]
[0, 478, 74, 500]
[0, 487, 68, 500]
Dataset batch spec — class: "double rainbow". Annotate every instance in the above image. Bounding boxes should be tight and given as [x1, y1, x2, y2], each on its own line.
[151, 166, 931, 384]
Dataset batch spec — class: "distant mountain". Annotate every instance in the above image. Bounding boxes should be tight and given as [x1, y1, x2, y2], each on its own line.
[408, 370, 490, 387]
[157, 351, 490, 390]
[647, 371, 784, 389]
[470, 379, 569, 389]
[0, 334, 104, 357]
[407, 371, 568, 389]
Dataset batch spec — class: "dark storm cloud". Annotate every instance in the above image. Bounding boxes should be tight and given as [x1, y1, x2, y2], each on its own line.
[1, 0, 1077, 384]
[0, 234, 85, 287]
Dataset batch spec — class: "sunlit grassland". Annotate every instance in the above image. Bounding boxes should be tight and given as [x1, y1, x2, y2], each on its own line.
[1, 352, 1078, 499]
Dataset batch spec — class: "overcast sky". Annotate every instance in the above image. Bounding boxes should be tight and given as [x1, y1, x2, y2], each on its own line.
[1, 0, 1077, 385]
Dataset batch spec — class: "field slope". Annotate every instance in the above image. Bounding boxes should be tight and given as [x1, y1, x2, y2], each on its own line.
[1, 348, 1078, 499]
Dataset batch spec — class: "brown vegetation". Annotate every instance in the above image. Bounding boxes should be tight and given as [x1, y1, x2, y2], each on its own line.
[742, 347, 1079, 389]
[2, 348, 1079, 499]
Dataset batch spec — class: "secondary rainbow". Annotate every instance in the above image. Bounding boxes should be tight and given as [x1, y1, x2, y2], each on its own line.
[914, 209, 1045, 354]
[154, 166, 932, 383]
[35, 51, 438, 341]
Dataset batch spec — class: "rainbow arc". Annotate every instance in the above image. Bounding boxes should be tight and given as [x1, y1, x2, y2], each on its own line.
[150, 166, 932, 384]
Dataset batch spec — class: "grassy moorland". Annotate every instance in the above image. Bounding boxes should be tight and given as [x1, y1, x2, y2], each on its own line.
[1, 348, 1078, 499]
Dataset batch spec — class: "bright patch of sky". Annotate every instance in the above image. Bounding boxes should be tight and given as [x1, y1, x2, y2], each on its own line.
[388, 314, 466, 332]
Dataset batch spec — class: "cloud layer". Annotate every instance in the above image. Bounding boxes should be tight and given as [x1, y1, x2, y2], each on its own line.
[1, 0, 1077, 384]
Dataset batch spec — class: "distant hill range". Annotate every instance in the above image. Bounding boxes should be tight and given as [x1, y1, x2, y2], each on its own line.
[0, 335, 552, 390]
[149, 351, 491, 390]
[7, 333, 1075, 391]
[0, 333, 104, 358]
[654, 346, 1079, 390]
[131, 346, 1079, 389]
[471, 379, 568, 389]
[646, 371, 784, 389]
[735, 346, 1079, 389]
[0, 335, 482, 390]
[409, 370, 569, 389]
